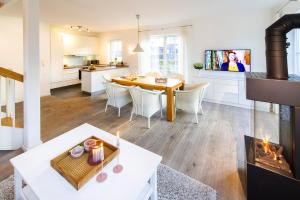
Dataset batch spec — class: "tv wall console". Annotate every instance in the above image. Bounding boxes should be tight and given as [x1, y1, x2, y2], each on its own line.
[191, 70, 253, 109]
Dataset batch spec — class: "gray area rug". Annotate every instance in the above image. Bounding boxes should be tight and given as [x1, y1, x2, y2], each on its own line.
[0, 164, 216, 200]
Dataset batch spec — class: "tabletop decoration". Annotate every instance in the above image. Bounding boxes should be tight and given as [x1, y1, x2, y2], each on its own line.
[155, 77, 168, 83]
[96, 142, 108, 183]
[69, 145, 84, 158]
[83, 138, 96, 152]
[51, 136, 119, 190]
[88, 141, 102, 165]
[113, 131, 123, 174]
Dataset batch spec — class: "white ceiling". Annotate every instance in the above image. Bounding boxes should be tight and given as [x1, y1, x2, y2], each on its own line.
[0, 0, 285, 32]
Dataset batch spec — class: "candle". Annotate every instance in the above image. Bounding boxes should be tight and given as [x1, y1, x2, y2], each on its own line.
[92, 146, 101, 163]
[100, 143, 104, 161]
[116, 131, 120, 147]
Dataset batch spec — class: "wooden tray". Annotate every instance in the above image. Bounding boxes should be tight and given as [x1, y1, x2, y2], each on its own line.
[51, 136, 119, 190]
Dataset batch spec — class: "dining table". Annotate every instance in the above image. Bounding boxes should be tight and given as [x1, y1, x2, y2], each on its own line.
[111, 76, 184, 122]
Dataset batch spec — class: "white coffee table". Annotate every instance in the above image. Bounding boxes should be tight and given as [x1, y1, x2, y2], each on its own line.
[10, 123, 162, 200]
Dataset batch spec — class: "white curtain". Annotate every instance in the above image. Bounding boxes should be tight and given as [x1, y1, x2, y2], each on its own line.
[138, 31, 151, 75]
[138, 27, 190, 82]
[178, 28, 190, 82]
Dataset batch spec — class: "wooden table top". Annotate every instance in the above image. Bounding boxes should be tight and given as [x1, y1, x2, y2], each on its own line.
[112, 76, 183, 91]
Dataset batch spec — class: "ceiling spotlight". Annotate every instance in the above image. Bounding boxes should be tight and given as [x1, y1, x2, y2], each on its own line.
[70, 25, 90, 33]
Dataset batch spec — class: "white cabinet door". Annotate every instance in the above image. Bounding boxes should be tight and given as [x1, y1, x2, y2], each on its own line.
[62, 33, 80, 55]
[51, 31, 64, 83]
[63, 34, 99, 56]
[63, 68, 79, 81]
[238, 80, 253, 107]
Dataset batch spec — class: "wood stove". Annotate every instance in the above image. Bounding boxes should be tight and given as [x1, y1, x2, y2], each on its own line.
[244, 14, 300, 200]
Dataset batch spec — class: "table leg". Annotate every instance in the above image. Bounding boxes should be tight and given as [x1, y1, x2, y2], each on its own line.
[14, 169, 22, 200]
[150, 170, 158, 200]
[166, 87, 175, 122]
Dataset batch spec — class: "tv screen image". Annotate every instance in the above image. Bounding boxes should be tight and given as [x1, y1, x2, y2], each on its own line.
[205, 49, 251, 72]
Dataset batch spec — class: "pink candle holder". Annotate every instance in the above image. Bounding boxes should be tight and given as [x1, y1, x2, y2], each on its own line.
[113, 132, 123, 174]
[96, 143, 108, 183]
[87, 141, 103, 166]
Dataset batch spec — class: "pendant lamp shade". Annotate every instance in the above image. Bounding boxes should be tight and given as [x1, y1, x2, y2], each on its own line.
[133, 43, 144, 53]
[133, 14, 144, 53]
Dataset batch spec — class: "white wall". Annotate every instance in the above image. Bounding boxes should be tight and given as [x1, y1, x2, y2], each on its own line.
[98, 8, 273, 78]
[188, 9, 272, 74]
[98, 29, 138, 73]
[0, 15, 51, 105]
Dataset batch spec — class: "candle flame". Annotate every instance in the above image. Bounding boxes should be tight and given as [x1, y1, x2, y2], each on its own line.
[117, 131, 120, 138]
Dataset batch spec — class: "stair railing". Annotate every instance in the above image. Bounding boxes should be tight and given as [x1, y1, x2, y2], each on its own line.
[0, 67, 23, 128]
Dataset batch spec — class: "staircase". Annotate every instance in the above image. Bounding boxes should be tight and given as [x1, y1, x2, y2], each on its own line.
[0, 67, 23, 150]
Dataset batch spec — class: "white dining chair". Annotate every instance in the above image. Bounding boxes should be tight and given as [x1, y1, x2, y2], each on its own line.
[129, 86, 164, 128]
[174, 83, 209, 124]
[103, 74, 112, 82]
[167, 73, 185, 82]
[104, 82, 132, 117]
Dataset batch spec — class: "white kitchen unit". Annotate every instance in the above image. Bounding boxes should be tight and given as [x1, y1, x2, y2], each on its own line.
[50, 67, 81, 89]
[50, 28, 100, 89]
[62, 33, 99, 56]
[191, 70, 254, 109]
[81, 67, 130, 95]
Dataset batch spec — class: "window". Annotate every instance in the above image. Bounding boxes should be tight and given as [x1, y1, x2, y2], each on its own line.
[150, 35, 180, 75]
[110, 40, 122, 62]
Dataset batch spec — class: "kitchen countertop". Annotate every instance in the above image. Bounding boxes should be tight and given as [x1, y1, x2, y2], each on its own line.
[80, 66, 129, 72]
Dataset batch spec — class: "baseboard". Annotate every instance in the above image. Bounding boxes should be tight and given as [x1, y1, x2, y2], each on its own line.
[50, 79, 81, 89]
[203, 99, 253, 109]
[82, 90, 105, 96]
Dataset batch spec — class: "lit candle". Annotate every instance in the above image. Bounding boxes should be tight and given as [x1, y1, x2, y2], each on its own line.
[100, 143, 104, 161]
[116, 131, 120, 147]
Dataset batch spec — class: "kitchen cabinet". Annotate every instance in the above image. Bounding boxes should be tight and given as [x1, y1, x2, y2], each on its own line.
[191, 70, 253, 109]
[50, 29, 100, 89]
[81, 67, 130, 94]
[63, 34, 99, 56]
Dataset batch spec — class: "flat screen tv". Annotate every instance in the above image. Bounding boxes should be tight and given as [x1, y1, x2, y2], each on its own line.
[205, 49, 251, 72]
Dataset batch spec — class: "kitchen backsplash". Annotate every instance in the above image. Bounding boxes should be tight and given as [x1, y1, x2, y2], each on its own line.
[63, 55, 98, 67]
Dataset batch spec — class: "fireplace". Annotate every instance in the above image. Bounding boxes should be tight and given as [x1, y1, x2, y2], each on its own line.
[244, 14, 300, 200]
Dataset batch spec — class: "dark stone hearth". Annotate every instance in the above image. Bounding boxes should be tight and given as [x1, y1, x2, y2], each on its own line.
[244, 13, 300, 200]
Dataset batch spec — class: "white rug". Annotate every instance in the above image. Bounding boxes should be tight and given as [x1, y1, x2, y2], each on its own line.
[0, 164, 217, 200]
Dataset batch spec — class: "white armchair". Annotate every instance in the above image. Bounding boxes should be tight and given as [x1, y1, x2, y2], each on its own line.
[104, 82, 132, 117]
[167, 73, 184, 82]
[103, 74, 112, 82]
[174, 83, 209, 124]
[129, 87, 164, 128]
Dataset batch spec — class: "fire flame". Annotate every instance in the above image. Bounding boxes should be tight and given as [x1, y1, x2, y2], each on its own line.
[262, 136, 277, 160]
[262, 137, 270, 154]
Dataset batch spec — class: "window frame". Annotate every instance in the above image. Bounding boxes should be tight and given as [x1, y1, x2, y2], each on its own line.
[149, 34, 181, 75]
[109, 39, 123, 62]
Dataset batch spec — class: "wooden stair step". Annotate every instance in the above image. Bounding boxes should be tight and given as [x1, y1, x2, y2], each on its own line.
[1, 117, 23, 128]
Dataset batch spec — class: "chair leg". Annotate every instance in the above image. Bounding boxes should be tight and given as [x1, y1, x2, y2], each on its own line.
[195, 111, 199, 124]
[105, 103, 108, 112]
[148, 117, 151, 129]
[199, 105, 204, 115]
[130, 108, 134, 121]
[118, 107, 121, 117]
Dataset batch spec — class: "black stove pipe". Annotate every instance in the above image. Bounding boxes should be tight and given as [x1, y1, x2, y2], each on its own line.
[266, 14, 300, 79]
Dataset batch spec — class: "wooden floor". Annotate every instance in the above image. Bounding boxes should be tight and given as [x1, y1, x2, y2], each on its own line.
[0, 84, 253, 200]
